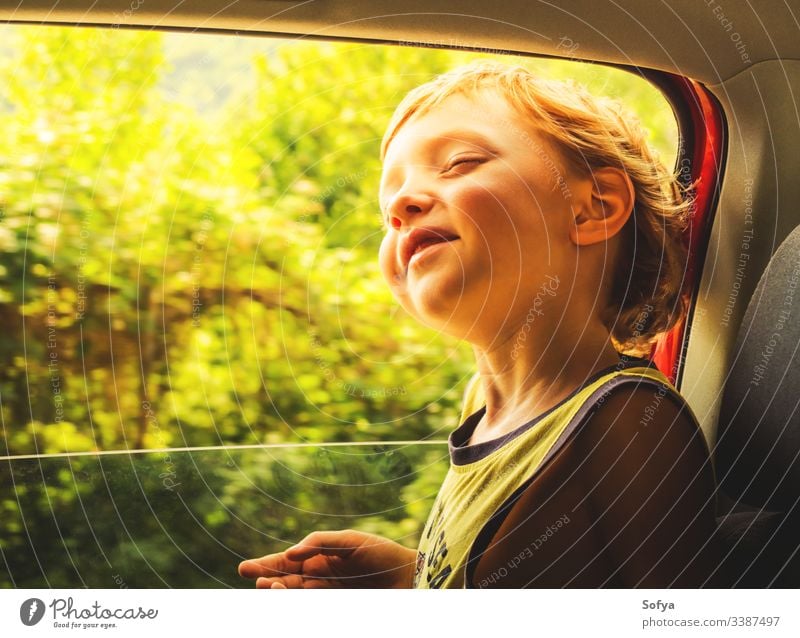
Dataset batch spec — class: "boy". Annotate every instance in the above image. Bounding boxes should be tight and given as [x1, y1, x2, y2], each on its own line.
[238, 63, 723, 588]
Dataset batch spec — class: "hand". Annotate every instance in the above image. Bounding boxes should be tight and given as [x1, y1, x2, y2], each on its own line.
[238, 529, 418, 589]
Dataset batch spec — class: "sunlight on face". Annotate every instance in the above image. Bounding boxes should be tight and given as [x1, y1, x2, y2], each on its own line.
[378, 91, 581, 345]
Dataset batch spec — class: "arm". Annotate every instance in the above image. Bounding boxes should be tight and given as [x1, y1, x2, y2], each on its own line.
[570, 382, 725, 587]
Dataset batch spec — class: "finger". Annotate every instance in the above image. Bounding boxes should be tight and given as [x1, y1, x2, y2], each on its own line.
[239, 552, 303, 579]
[284, 531, 362, 561]
[255, 574, 305, 589]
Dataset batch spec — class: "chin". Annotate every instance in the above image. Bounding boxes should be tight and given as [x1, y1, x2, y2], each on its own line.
[405, 292, 474, 337]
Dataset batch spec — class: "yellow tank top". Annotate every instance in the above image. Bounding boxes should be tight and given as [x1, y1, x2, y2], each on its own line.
[413, 358, 678, 589]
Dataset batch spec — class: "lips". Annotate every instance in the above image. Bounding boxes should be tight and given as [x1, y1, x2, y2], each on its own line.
[399, 226, 460, 270]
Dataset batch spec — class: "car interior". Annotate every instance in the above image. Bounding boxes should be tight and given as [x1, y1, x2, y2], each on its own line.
[1, 1, 798, 588]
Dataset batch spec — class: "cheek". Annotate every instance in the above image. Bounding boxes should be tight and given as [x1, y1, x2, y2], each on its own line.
[452, 179, 499, 212]
[378, 235, 398, 286]
[453, 174, 529, 229]
[378, 234, 420, 317]
[455, 181, 526, 251]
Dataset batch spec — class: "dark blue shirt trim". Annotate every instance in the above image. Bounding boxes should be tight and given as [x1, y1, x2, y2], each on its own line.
[449, 355, 657, 466]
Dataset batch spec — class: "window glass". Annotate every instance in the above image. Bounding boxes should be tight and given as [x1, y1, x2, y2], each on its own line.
[0, 25, 678, 587]
[0, 26, 677, 456]
[1, 444, 447, 587]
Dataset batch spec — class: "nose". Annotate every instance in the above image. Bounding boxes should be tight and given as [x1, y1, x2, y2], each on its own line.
[386, 184, 436, 229]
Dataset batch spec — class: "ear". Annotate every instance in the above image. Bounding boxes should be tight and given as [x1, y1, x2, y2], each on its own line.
[569, 167, 635, 246]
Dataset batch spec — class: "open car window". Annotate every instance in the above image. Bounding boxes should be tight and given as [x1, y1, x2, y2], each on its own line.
[0, 25, 678, 587]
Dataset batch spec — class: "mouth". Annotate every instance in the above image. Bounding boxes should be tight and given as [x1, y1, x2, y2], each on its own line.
[408, 237, 458, 267]
[400, 227, 460, 271]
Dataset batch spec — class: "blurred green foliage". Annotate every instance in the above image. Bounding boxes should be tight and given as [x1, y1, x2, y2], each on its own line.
[0, 444, 450, 587]
[0, 25, 677, 586]
[0, 26, 676, 457]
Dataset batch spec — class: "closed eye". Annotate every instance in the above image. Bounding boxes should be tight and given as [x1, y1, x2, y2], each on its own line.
[444, 156, 485, 174]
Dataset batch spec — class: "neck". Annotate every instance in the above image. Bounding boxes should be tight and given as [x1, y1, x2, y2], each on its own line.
[471, 319, 621, 430]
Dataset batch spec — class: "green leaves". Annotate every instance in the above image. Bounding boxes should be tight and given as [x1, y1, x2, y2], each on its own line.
[0, 27, 675, 457]
[0, 25, 679, 587]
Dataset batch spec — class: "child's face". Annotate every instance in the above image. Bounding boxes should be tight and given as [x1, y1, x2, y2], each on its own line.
[378, 91, 581, 343]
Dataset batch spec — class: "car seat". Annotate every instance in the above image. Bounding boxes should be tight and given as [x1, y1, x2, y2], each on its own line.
[713, 223, 800, 587]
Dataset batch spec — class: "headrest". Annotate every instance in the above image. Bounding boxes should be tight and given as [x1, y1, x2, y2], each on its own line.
[716, 224, 800, 512]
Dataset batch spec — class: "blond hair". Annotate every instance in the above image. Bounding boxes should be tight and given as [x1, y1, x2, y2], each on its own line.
[381, 62, 691, 355]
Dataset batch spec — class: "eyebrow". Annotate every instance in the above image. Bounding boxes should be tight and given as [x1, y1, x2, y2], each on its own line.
[422, 128, 496, 152]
